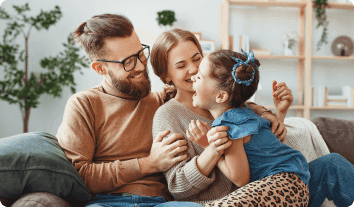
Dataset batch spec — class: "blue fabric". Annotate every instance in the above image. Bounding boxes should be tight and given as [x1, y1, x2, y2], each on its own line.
[212, 107, 310, 185]
[85, 194, 202, 207]
[308, 153, 354, 207]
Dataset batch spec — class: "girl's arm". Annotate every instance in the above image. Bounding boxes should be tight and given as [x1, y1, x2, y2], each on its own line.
[187, 123, 232, 176]
[216, 136, 251, 187]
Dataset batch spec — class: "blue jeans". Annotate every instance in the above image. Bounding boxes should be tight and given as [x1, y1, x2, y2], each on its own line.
[84, 194, 202, 207]
[309, 153, 354, 207]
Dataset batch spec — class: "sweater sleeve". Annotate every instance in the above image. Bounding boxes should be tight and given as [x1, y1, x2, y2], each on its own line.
[246, 101, 272, 116]
[56, 94, 143, 194]
[152, 105, 216, 201]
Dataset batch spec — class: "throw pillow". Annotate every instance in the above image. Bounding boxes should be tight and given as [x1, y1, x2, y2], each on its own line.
[311, 117, 354, 165]
[0, 132, 91, 202]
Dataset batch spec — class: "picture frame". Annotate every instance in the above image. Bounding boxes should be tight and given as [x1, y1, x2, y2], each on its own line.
[192, 32, 202, 41]
[199, 40, 216, 54]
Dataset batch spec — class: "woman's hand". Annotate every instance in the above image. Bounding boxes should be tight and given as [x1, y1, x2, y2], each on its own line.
[206, 126, 232, 155]
[161, 84, 177, 102]
[186, 120, 211, 149]
[262, 112, 287, 143]
[272, 80, 294, 122]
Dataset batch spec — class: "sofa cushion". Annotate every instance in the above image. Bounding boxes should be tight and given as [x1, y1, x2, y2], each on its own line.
[0, 132, 91, 202]
[10, 192, 72, 207]
[311, 117, 354, 165]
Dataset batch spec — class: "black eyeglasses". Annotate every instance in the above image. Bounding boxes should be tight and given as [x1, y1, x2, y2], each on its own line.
[96, 44, 150, 72]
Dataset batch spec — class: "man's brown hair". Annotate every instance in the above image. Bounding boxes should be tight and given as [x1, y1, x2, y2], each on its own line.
[73, 14, 134, 61]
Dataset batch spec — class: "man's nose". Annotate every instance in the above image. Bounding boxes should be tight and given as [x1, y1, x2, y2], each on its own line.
[133, 58, 146, 72]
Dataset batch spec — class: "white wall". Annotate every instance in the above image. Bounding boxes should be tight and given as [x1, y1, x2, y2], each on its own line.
[0, 0, 353, 138]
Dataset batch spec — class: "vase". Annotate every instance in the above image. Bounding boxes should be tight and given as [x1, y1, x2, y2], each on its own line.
[283, 41, 293, 56]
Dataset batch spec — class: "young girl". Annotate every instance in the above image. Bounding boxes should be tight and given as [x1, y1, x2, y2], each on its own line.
[190, 49, 310, 206]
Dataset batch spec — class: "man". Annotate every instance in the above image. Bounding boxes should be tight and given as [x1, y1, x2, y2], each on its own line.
[56, 13, 275, 206]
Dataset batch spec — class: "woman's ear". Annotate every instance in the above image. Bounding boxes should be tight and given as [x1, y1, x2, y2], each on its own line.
[91, 62, 107, 75]
[216, 91, 229, 104]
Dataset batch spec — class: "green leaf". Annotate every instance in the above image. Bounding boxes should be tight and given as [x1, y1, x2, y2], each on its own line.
[70, 87, 76, 94]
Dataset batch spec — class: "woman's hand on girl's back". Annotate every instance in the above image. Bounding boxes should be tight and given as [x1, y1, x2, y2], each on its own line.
[186, 120, 211, 149]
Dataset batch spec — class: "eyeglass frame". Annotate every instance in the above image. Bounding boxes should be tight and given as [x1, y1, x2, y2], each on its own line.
[96, 44, 150, 72]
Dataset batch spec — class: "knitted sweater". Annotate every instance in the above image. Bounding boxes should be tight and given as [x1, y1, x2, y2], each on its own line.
[56, 79, 173, 200]
[152, 99, 270, 205]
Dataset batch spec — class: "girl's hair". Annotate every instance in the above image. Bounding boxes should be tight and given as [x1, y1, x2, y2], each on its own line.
[208, 50, 261, 108]
[151, 28, 203, 85]
[73, 14, 134, 61]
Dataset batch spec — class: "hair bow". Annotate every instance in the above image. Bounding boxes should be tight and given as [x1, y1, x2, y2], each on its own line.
[231, 49, 258, 86]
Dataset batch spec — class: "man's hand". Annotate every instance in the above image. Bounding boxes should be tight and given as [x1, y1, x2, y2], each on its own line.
[186, 120, 211, 149]
[146, 130, 188, 173]
[262, 112, 287, 143]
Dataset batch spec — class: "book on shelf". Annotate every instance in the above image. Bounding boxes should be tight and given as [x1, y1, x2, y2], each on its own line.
[235, 35, 249, 53]
[252, 48, 271, 56]
[309, 85, 325, 107]
[309, 85, 354, 107]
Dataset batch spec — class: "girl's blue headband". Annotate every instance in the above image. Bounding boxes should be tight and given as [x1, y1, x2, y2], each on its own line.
[231, 49, 259, 86]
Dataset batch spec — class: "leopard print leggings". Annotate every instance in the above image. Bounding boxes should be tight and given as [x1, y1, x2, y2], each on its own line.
[204, 172, 309, 207]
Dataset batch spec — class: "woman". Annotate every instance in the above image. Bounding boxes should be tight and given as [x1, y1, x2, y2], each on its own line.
[150, 28, 354, 207]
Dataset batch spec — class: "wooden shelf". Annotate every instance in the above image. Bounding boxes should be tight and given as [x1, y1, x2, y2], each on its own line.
[310, 106, 354, 109]
[229, 0, 307, 8]
[221, 0, 353, 119]
[255, 55, 305, 59]
[312, 56, 354, 60]
[326, 2, 354, 10]
[264, 105, 305, 109]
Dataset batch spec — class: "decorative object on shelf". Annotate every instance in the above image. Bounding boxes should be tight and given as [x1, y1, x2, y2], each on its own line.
[192, 32, 202, 40]
[283, 31, 299, 56]
[331, 36, 354, 56]
[313, 0, 329, 51]
[0, 3, 90, 133]
[309, 85, 354, 107]
[199, 40, 216, 54]
[156, 10, 177, 31]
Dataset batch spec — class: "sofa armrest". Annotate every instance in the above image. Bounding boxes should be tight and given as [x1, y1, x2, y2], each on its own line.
[311, 117, 354, 165]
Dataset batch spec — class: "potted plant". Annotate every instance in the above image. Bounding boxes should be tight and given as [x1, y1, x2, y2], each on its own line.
[314, 0, 329, 51]
[283, 31, 299, 56]
[156, 10, 177, 31]
[0, 3, 90, 133]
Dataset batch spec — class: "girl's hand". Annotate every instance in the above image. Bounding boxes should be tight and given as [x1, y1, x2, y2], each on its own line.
[206, 126, 232, 155]
[272, 80, 294, 113]
[186, 120, 211, 149]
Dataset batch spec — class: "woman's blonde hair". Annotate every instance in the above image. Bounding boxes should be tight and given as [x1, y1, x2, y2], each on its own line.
[150, 28, 203, 85]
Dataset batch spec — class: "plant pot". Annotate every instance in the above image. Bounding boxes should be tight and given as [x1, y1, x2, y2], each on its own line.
[164, 25, 172, 31]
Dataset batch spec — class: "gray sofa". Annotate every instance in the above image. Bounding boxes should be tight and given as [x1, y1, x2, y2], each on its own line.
[1, 117, 353, 207]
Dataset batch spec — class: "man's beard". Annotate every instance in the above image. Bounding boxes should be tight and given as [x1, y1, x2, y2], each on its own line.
[108, 66, 151, 99]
